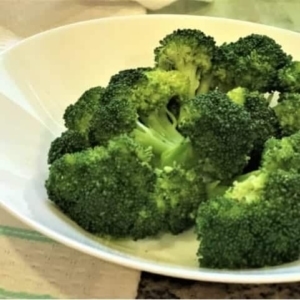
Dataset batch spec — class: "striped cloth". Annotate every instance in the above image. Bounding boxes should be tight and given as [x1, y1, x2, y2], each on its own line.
[0, 1, 146, 298]
[0, 208, 140, 299]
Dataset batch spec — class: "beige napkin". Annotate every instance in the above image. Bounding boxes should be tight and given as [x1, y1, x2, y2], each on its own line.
[0, 1, 146, 298]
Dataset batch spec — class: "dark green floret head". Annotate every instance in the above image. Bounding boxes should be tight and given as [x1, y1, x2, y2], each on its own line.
[227, 87, 281, 154]
[212, 34, 292, 92]
[47, 130, 89, 164]
[178, 90, 255, 182]
[63, 86, 105, 134]
[88, 88, 137, 146]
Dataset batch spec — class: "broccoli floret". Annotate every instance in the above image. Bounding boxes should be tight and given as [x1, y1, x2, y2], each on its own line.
[227, 87, 281, 171]
[176, 90, 255, 182]
[196, 131, 300, 269]
[45, 135, 206, 239]
[89, 90, 138, 147]
[196, 169, 300, 269]
[212, 34, 292, 92]
[89, 68, 189, 162]
[274, 93, 300, 135]
[46, 135, 163, 239]
[154, 29, 216, 96]
[277, 61, 300, 93]
[64, 86, 105, 134]
[108, 67, 153, 86]
[154, 165, 206, 234]
[262, 131, 300, 173]
[47, 130, 89, 164]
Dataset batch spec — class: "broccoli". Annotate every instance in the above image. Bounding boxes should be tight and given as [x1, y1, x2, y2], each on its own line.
[277, 61, 300, 93]
[45, 27, 300, 267]
[227, 87, 281, 171]
[262, 131, 300, 173]
[92, 82, 255, 182]
[45, 135, 206, 239]
[274, 93, 300, 136]
[176, 90, 255, 182]
[154, 165, 206, 234]
[196, 169, 300, 269]
[212, 34, 292, 92]
[196, 131, 300, 269]
[89, 68, 189, 159]
[47, 130, 89, 164]
[154, 28, 216, 96]
[64, 86, 105, 134]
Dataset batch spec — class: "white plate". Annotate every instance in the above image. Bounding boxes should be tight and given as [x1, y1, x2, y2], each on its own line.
[1, 15, 300, 284]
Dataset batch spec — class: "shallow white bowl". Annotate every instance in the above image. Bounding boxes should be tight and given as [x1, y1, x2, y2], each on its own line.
[1, 15, 300, 284]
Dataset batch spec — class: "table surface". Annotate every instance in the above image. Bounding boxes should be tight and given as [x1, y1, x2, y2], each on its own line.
[140, 0, 300, 298]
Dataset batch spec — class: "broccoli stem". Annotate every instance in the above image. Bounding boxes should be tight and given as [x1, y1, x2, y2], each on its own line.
[134, 122, 173, 155]
[206, 181, 228, 199]
[197, 73, 212, 94]
[179, 64, 200, 97]
[160, 138, 194, 168]
[141, 109, 184, 145]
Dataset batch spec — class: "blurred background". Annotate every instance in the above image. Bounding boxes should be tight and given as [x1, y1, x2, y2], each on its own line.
[0, 0, 299, 40]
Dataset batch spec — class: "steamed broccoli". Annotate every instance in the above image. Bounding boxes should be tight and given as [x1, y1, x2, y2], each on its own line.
[196, 131, 300, 269]
[277, 61, 300, 93]
[227, 87, 280, 152]
[196, 169, 300, 269]
[154, 165, 206, 234]
[48, 86, 105, 165]
[176, 90, 255, 182]
[64, 86, 105, 134]
[154, 28, 216, 95]
[47, 130, 89, 164]
[89, 68, 189, 153]
[45, 27, 300, 268]
[45, 135, 206, 239]
[212, 34, 292, 92]
[274, 93, 300, 135]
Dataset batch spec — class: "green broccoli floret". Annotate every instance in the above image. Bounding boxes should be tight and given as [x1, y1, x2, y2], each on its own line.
[277, 61, 300, 93]
[45, 135, 206, 239]
[154, 165, 206, 234]
[196, 169, 300, 269]
[175, 90, 255, 182]
[89, 68, 189, 161]
[274, 93, 300, 135]
[47, 130, 89, 164]
[46, 135, 163, 239]
[64, 86, 105, 134]
[154, 29, 216, 96]
[262, 131, 300, 173]
[212, 34, 292, 92]
[196, 131, 300, 269]
[227, 87, 281, 171]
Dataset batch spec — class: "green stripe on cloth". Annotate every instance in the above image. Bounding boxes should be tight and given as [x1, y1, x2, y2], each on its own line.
[0, 288, 54, 299]
[0, 225, 54, 243]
